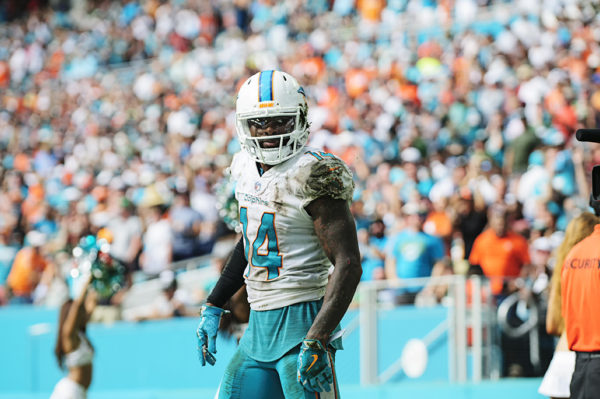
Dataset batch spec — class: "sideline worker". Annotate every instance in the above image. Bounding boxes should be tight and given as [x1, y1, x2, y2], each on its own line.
[561, 224, 600, 399]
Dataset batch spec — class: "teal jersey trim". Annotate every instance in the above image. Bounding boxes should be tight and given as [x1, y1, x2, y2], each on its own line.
[239, 299, 343, 362]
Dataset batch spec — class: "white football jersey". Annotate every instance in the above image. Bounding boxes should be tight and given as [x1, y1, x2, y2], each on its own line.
[229, 146, 355, 310]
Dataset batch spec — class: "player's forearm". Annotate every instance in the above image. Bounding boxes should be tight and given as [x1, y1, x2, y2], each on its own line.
[306, 255, 362, 346]
[206, 236, 247, 308]
[305, 197, 362, 345]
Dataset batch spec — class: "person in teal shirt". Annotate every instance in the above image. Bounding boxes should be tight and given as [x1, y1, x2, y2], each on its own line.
[385, 202, 445, 304]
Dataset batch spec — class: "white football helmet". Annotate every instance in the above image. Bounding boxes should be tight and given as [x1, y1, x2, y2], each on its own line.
[235, 70, 309, 165]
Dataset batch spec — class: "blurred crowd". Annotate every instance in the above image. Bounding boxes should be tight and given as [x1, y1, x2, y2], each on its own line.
[1, 0, 600, 373]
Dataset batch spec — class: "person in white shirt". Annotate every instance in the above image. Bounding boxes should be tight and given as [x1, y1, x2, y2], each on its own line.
[140, 205, 172, 277]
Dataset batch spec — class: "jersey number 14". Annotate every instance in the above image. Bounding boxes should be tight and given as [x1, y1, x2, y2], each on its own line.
[240, 207, 282, 280]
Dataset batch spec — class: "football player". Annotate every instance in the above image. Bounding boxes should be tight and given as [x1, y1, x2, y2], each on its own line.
[196, 70, 362, 398]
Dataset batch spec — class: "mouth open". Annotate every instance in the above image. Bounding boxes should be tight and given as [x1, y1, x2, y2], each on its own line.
[260, 139, 280, 148]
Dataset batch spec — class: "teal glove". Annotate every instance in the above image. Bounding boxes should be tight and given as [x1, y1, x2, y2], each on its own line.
[196, 305, 229, 366]
[297, 339, 333, 392]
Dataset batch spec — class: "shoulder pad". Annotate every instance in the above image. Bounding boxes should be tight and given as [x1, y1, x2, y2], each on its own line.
[299, 150, 355, 202]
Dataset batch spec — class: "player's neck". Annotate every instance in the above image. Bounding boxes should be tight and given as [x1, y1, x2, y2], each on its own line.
[256, 163, 272, 175]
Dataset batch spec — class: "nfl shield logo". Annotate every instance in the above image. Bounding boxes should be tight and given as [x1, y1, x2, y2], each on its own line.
[254, 181, 261, 191]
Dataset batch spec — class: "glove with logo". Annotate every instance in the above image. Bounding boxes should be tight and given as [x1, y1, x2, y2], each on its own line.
[196, 305, 229, 366]
[297, 339, 333, 392]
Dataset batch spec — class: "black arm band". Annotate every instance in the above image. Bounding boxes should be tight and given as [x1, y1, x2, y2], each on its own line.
[207, 236, 247, 307]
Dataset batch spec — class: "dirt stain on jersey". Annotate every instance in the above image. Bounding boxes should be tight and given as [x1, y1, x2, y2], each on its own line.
[272, 183, 286, 213]
[306, 157, 354, 201]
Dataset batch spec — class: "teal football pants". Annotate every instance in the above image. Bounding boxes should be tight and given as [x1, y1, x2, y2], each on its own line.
[216, 345, 340, 399]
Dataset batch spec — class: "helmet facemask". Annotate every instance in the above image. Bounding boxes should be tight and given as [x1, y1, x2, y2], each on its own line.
[236, 109, 308, 165]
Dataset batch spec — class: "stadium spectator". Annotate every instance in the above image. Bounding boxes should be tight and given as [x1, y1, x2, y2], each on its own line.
[139, 205, 172, 278]
[169, 191, 210, 261]
[539, 212, 600, 399]
[423, 196, 453, 243]
[106, 197, 142, 273]
[469, 203, 531, 300]
[453, 190, 488, 260]
[6, 230, 52, 304]
[385, 201, 445, 304]
[359, 219, 387, 282]
[469, 202, 533, 377]
[503, 114, 541, 176]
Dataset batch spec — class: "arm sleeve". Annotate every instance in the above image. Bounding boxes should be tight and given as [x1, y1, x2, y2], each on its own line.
[206, 236, 247, 308]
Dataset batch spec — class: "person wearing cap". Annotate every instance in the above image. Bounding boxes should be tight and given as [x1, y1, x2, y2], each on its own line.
[384, 200, 445, 304]
[539, 212, 599, 399]
[561, 213, 600, 399]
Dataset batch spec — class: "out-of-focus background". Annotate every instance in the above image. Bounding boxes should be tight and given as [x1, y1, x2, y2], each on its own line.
[1, 0, 599, 398]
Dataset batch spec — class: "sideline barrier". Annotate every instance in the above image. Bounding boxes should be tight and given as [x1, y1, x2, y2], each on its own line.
[358, 275, 499, 385]
[1, 306, 450, 393]
[1, 275, 543, 398]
